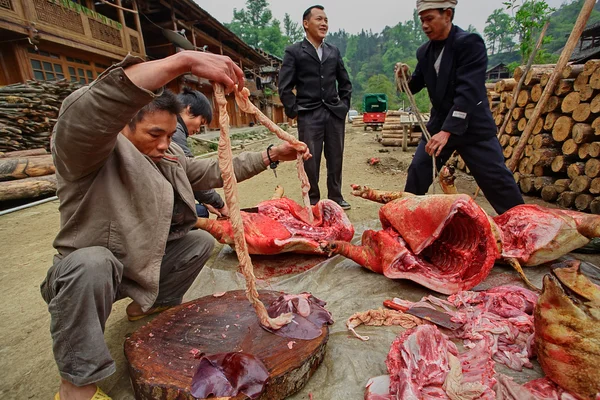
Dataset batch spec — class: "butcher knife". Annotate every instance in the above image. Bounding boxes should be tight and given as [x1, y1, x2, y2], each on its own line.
[383, 300, 462, 330]
[240, 207, 259, 213]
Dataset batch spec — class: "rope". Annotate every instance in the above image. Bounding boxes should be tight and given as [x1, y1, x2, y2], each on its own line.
[395, 66, 438, 193]
[214, 84, 293, 330]
[233, 87, 313, 223]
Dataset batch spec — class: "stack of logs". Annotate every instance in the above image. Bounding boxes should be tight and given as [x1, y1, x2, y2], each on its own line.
[484, 60, 600, 213]
[0, 148, 56, 203]
[379, 111, 428, 147]
[0, 80, 80, 152]
[351, 115, 365, 129]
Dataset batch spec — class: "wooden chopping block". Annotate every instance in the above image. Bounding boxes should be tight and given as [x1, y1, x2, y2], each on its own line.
[125, 290, 329, 400]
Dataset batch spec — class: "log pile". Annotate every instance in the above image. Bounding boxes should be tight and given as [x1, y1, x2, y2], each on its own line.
[0, 80, 80, 152]
[379, 111, 428, 147]
[351, 115, 365, 128]
[480, 60, 600, 213]
[0, 148, 57, 202]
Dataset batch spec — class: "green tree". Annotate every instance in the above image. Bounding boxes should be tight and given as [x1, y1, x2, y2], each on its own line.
[226, 0, 286, 56]
[283, 13, 303, 45]
[484, 8, 513, 54]
[503, 0, 554, 62]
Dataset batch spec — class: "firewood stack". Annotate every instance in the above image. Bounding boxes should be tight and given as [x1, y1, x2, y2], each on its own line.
[379, 111, 428, 147]
[0, 148, 57, 203]
[351, 115, 364, 128]
[0, 80, 80, 152]
[479, 60, 600, 214]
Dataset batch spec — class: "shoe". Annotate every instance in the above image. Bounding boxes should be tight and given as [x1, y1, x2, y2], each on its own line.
[337, 200, 351, 210]
[55, 386, 112, 400]
[127, 304, 172, 322]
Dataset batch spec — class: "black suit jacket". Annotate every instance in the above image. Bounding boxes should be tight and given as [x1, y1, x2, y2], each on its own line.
[409, 25, 497, 143]
[278, 38, 352, 120]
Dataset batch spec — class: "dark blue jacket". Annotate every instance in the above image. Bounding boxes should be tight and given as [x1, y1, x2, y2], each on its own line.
[409, 25, 497, 143]
[278, 38, 352, 120]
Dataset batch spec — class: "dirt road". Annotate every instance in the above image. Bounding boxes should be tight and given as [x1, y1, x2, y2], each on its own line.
[0, 124, 570, 399]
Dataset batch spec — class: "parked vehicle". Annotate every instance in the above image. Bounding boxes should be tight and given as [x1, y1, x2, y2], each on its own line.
[362, 93, 388, 131]
[347, 109, 359, 123]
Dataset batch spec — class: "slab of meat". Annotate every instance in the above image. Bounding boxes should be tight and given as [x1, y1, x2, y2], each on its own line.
[495, 375, 578, 400]
[196, 198, 354, 255]
[393, 285, 538, 371]
[366, 325, 496, 399]
[190, 352, 269, 399]
[325, 193, 498, 294]
[535, 260, 600, 400]
[493, 205, 593, 266]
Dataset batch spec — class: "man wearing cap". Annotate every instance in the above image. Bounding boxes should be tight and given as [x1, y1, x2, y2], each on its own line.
[396, 0, 523, 214]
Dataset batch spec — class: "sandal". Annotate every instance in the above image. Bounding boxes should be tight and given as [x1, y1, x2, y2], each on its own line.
[127, 305, 172, 322]
[55, 386, 112, 400]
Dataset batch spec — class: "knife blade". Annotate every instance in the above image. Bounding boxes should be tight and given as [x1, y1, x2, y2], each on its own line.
[383, 300, 462, 330]
[239, 207, 259, 213]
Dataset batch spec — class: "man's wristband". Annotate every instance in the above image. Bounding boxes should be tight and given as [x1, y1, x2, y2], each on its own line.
[267, 144, 279, 170]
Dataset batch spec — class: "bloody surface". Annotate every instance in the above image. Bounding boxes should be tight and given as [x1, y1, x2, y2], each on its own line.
[124, 290, 328, 400]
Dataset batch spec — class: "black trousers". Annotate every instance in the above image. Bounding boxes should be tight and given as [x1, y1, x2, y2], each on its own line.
[404, 136, 524, 215]
[297, 106, 346, 204]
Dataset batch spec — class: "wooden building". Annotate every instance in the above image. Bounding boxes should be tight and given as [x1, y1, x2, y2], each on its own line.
[569, 20, 600, 63]
[486, 63, 510, 82]
[0, 0, 286, 127]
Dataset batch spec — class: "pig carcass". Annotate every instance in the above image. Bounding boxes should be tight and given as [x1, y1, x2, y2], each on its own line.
[535, 260, 600, 400]
[324, 190, 499, 294]
[324, 185, 600, 294]
[195, 197, 354, 255]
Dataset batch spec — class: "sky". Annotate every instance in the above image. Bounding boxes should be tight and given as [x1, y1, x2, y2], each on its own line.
[199, 0, 570, 36]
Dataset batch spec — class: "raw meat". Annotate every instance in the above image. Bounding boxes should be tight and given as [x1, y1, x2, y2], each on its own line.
[394, 285, 538, 371]
[326, 184, 600, 293]
[495, 375, 578, 400]
[370, 325, 496, 399]
[346, 308, 423, 341]
[190, 352, 269, 399]
[324, 193, 498, 294]
[263, 293, 334, 340]
[493, 205, 592, 266]
[196, 198, 354, 255]
[535, 260, 600, 400]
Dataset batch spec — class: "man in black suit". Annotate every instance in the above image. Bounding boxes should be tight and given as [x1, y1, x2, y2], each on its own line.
[278, 5, 353, 210]
[396, 0, 524, 214]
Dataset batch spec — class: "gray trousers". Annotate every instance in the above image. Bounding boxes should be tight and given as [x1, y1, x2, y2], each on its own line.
[40, 229, 214, 386]
[297, 106, 346, 204]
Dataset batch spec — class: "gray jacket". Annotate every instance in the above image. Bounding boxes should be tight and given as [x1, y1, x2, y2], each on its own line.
[50, 55, 266, 310]
[172, 118, 224, 209]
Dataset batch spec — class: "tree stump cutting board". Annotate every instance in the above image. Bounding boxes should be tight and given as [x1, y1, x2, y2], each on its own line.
[124, 290, 328, 400]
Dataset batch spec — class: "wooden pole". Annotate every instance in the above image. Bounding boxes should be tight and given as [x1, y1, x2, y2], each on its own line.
[498, 21, 550, 139]
[507, 0, 597, 172]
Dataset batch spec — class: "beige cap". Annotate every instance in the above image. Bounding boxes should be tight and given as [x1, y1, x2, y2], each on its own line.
[416, 0, 457, 13]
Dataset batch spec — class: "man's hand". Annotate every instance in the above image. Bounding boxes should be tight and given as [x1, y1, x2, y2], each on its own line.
[394, 62, 411, 89]
[263, 142, 312, 166]
[216, 203, 229, 218]
[185, 51, 245, 93]
[204, 203, 229, 219]
[425, 131, 451, 157]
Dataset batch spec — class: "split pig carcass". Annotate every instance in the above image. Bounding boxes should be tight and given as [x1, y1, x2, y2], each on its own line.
[324, 184, 600, 294]
[195, 196, 354, 255]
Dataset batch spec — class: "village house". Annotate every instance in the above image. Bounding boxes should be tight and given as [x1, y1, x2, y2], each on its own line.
[0, 0, 286, 127]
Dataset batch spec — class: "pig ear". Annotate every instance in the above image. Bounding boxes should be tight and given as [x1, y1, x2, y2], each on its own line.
[191, 352, 269, 399]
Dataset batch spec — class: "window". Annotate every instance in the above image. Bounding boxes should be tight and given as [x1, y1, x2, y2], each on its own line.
[30, 59, 65, 81]
[28, 49, 110, 83]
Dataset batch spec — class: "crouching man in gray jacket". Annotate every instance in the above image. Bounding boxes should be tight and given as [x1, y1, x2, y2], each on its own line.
[41, 51, 310, 400]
